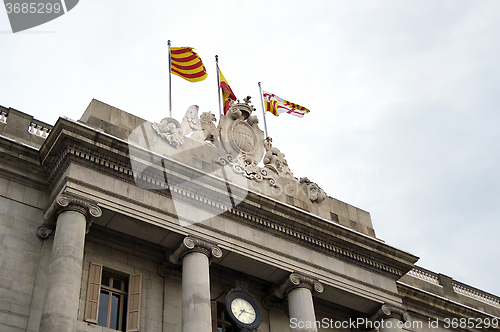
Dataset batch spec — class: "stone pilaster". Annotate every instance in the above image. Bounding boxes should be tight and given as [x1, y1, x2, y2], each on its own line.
[275, 273, 324, 332]
[39, 194, 102, 332]
[169, 236, 223, 332]
[366, 304, 411, 332]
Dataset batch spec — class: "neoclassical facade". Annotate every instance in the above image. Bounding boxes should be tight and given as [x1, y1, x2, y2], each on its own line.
[0, 100, 498, 332]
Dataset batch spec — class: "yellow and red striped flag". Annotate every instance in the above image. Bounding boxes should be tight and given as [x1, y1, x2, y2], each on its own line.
[262, 90, 310, 117]
[218, 65, 237, 114]
[170, 47, 208, 82]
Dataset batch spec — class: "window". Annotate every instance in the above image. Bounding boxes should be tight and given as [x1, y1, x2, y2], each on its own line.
[98, 273, 128, 330]
[85, 263, 142, 332]
[211, 301, 234, 332]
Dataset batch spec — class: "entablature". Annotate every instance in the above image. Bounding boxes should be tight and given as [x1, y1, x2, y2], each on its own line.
[39, 116, 418, 284]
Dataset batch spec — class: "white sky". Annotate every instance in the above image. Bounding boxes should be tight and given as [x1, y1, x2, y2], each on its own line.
[1, 1, 499, 296]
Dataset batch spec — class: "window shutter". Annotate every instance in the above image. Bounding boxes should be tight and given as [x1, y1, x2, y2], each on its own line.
[85, 263, 102, 324]
[126, 274, 142, 332]
[211, 301, 217, 332]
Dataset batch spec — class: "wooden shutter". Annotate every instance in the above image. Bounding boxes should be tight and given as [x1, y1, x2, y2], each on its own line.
[126, 274, 142, 332]
[85, 263, 102, 323]
[211, 301, 217, 332]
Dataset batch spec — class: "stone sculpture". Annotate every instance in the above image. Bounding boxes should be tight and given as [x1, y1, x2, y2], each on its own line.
[263, 137, 296, 180]
[180, 105, 204, 141]
[151, 117, 184, 148]
[218, 96, 265, 165]
[150, 97, 328, 203]
[300, 177, 327, 203]
[199, 111, 221, 148]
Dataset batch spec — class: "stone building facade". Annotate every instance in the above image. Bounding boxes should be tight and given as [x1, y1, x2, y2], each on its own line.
[0, 99, 498, 332]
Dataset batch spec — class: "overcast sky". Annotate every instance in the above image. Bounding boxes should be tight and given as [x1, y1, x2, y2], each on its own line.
[1, 1, 500, 296]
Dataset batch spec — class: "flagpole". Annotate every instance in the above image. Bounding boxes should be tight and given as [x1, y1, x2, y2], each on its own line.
[258, 82, 269, 138]
[168, 40, 172, 118]
[216, 55, 222, 118]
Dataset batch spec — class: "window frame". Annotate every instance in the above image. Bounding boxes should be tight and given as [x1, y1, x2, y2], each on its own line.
[85, 262, 142, 332]
[211, 301, 234, 332]
[98, 272, 128, 330]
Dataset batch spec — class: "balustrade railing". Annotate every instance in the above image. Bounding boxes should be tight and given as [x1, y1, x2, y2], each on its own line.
[407, 267, 441, 285]
[28, 121, 51, 138]
[452, 282, 500, 307]
[0, 110, 8, 124]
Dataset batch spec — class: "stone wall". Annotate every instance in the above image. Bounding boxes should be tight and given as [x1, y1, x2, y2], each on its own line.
[0, 178, 48, 332]
[77, 229, 165, 332]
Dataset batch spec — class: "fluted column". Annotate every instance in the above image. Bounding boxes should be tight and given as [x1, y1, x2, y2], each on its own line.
[39, 195, 102, 332]
[274, 272, 324, 332]
[366, 304, 411, 332]
[169, 236, 223, 332]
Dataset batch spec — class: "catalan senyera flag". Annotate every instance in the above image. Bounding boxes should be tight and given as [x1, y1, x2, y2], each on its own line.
[218, 66, 237, 114]
[170, 47, 208, 82]
[262, 90, 310, 117]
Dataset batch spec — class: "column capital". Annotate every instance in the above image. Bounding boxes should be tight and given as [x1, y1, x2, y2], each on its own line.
[262, 296, 288, 313]
[157, 262, 182, 278]
[37, 194, 102, 239]
[274, 272, 324, 299]
[169, 236, 223, 265]
[367, 304, 410, 324]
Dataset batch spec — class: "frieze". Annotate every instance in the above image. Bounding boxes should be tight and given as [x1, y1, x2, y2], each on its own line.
[54, 178, 404, 298]
[42, 135, 411, 279]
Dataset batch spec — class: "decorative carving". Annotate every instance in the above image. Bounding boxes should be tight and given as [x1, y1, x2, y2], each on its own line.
[299, 177, 327, 203]
[263, 137, 296, 180]
[180, 105, 203, 138]
[217, 155, 279, 189]
[366, 304, 411, 326]
[179, 106, 221, 148]
[36, 226, 52, 239]
[39, 193, 103, 238]
[274, 272, 324, 299]
[169, 236, 223, 265]
[152, 117, 184, 148]
[262, 296, 287, 312]
[218, 97, 265, 165]
[235, 278, 250, 292]
[157, 262, 182, 278]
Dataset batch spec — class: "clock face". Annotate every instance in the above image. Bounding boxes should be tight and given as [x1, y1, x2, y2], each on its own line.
[230, 298, 256, 324]
[225, 289, 262, 331]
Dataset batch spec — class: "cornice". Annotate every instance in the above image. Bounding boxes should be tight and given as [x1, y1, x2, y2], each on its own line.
[0, 134, 48, 191]
[40, 117, 418, 280]
[397, 282, 500, 323]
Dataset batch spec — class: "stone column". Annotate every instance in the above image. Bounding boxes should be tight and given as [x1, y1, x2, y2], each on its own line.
[366, 304, 411, 332]
[169, 236, 223, 332]
[38, 195, 102, 332]
[274, 273, 324, 332]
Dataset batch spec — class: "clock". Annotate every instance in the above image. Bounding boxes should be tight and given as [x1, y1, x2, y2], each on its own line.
[225, 289, 262, 332]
